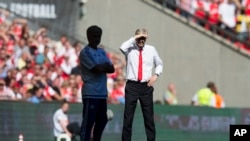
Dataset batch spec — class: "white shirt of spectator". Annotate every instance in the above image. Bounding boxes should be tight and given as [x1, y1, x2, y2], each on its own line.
[46, 48, 56, 64]
[218, 1, 236, 28]
[55, 41, 65, 56]
[53, 108, 68, 137]
[178, 0, 193, 13]
[37, 43, 45, 54]
[60, 57, 75, 75]
[191, 0, 209, 14]
[57, 46, 75, 58]
[0, 86, 16, 100]
[59, 47, 78, 65]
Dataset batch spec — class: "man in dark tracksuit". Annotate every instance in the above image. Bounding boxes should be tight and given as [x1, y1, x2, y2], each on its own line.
[79, 25, 115, 141]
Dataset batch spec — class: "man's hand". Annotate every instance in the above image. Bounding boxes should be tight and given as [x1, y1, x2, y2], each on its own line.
[134, 34, 148, 40]
[147, 74, 158, 87]
[102, 62, 111, 67]
[91, 62, 115, 73]
[66, 131, 72, 138]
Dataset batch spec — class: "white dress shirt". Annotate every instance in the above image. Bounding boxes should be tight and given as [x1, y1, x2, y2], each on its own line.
[120, 37, 163, 82]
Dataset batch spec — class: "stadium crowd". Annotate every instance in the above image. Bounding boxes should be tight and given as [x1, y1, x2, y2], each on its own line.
[0, 8, 126, 104]
[155, 0, 250, 53]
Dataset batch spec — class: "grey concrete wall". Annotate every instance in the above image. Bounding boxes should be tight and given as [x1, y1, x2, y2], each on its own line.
[75, 0, 250, 108]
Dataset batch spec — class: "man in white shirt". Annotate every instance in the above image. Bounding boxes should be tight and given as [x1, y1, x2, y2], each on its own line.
[53, 101, 72, 141]
[218, 0, 237, 39]
[119, 28, 163, 141]
[0, 79, 16, 100]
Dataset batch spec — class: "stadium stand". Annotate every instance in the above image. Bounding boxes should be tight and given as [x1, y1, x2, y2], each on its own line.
[0, 7, 126, 104]
[153, 0, 250, 54]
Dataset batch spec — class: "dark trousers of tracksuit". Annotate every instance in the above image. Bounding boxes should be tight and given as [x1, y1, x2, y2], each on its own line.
[80, 98, 108, 141]
[122, 80, 155, 141]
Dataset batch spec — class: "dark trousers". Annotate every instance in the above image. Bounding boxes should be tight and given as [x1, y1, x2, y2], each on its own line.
[80, 98, 108, 141]
[122, 81, 155, 141]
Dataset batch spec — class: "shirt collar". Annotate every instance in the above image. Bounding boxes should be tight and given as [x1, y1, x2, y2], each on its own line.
[136, 45, 144, 51]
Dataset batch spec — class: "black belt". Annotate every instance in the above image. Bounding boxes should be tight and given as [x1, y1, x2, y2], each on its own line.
[127, 80, 148, 85]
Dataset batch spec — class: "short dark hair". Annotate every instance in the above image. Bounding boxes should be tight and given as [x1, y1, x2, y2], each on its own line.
[207, 81, 215, 88]
[87, 25, 102, 37]
[62, 99, 68, 104]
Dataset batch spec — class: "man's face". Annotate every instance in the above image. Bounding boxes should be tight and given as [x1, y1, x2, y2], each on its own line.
[88, 32, 102, 47]
[62, 103, 69, 113]
[136, 37, 146, 48]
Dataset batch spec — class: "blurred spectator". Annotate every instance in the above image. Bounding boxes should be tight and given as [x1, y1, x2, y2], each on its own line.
[16, 52, 32, 70]
[60, 55, 74, 76]
[4, 68, 15, 84]
[60, 80, 72, 102]
[50, 76, 62, 95]
[165, 0, 177, 11]
[58, 40, 77, 63]
[235, 8, 250, 41]
[0, 79, 15, 100]
[107, 76, 114, 96]
[116, 75, 125, 92]
[191, 81, 216, 107]
[11, 18, 28, 40]
[178, 0, 192, 19]
[55, 34, 67, 56]
[34, 27, 48, 46]
[241, 0, 250, 17]
[53, 101, 72, 140]
[191, 0, 208, 27]
[53, 101, 80, 141]
[206, 0, 220, 31]
[0, 54, 12, 78]
[108, 75, 125, 104]
[203, 81, 225, 108]
[71, 60, 81, 75]
[0, 8, 10, 25]
[163, 83, 178, 105]
[21, 22, 30, 40]
[70, 84, 82, 103]
[12, 82, 23, 100]
[26, 86, 44, 104]
[218, 0, 237, 39]
[43, 83, 64, 102]
[73, 41, 83, 55]
[213, 88, 225, 108]
[14, 38, 30, 60]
